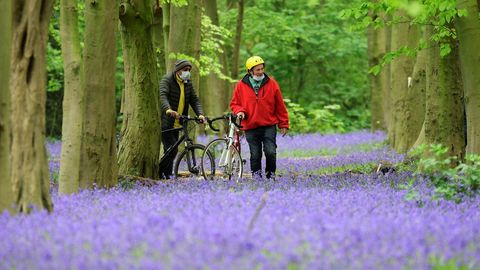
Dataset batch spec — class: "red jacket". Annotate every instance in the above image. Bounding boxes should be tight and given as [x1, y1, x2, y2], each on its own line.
[230, 74, 289, 131]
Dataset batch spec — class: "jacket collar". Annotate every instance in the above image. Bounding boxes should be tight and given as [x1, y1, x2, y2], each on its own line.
[241, 73, 270, 91]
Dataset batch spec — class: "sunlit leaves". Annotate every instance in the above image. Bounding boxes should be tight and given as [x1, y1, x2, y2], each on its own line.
[198, 15, 233, 80]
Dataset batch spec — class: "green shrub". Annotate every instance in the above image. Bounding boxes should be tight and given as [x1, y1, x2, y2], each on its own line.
[410, 144, 480, 202]
[284, 99, 345, 134]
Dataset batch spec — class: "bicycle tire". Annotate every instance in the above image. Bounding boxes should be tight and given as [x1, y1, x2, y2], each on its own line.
[174, 144, 214, 179]
[201, 138, 243, 181]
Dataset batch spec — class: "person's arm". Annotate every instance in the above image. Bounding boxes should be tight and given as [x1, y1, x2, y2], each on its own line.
[274, 85, 289, 130]
[188, 83, 204, 117]
[159, 75, 172, 113]
[230, 83, 247, 118]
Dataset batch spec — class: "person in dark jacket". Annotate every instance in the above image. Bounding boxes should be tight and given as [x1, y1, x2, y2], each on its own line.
[230, 56, 289, 179]
[159, 59, 205, 179]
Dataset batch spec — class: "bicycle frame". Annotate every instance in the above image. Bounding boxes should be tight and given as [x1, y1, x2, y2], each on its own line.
[159, 117, 197, 168]
[204, 113, 244, 180]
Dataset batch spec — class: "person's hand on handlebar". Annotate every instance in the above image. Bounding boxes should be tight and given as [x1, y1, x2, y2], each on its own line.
[237, 112, 245, 119]
[280, 128, 288, 137]
[166, 109, 180, 119]
[198, 115, 206, 124]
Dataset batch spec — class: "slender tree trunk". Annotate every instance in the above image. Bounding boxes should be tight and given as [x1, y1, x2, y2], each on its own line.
[368, 13, 387, 131]
[456, 0, 480, 154]
[161, 2, 170, 70]
[0, 0, 14, 213]
[231, 0, 244, 80]
[10, 0, 54, 213]
[118, 0, 161, 178]
[59, 0, 83, 194]
[389, 13, 419, 152]
[79, 0, 118, 188]
[152, 1, 166, 76]
[424, 25, 465, 159]
[201, 0, 228, 117]
[383, 22, 392, 140]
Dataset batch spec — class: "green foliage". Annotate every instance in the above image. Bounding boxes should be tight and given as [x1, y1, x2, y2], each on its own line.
[410, 144, 480, 202]
[430, 255, 472, 270]
[199, 15, 233, 82]
[341, 0, 468, 74]
[284, 99, 345, 134]
[47, 2, 63, 93]
[220, 0, 370, 131]
[118, 176, 136, 191]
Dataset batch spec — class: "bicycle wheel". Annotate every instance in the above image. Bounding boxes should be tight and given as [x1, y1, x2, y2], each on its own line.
[174, 144, 213, 179]
[201, 138, 243, 181]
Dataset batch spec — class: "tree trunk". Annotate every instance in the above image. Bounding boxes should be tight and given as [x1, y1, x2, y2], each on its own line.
[161, 2, 170, 68]
[456, 0, 480, 154]
[10, 0, 54, 213]
[168, 0, 204, 141]
[201, 0, 228, 117]
[367, 14, 387, 131]
[402, 40, 427, 150]
[383, 22, 392, 141]
[118, 0, 161, 179]
[424, 25, 466, 160]
[168, 0, 203, 89]
[80, 0, 118, 188]
[0, 0, 14, 213]
[59, 0, 83, 194]
[389, 13, 419, 152]
[231, 0, 244, 80]
[152, 1, 166, 77]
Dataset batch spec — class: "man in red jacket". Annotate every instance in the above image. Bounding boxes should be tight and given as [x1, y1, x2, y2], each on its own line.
[230, 56, 289, 179]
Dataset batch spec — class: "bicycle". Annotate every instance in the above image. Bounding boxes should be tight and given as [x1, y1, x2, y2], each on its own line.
[159, 115, 214, 179]
[201, 113, 244, 181]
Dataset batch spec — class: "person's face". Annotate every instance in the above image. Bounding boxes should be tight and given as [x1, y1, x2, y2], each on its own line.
[250, 64, 264, 76]
[177, 66, 192, 75]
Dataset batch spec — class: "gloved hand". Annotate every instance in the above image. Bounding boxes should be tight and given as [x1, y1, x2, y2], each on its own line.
[166, 109, 179, 119]
[198, 115, 206, 124]
[237, 112, 245, 119]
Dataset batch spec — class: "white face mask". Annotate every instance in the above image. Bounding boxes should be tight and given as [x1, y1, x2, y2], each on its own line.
[180, 71, 191, 81]
[252, 74, 265, 81]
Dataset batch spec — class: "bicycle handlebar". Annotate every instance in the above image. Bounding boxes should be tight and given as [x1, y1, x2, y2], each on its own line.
[179, 115, 204, 125]
[206, 113, 243, 132]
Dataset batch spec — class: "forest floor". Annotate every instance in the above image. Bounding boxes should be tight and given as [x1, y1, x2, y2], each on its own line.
[1, 131, 479, 269]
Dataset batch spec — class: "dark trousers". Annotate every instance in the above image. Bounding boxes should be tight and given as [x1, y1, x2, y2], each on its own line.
[245, 125, 277, 178]
[159, 129, 179, 179]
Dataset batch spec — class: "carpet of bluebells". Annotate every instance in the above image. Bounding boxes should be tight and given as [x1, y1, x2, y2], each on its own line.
[1, 131, 479, 269]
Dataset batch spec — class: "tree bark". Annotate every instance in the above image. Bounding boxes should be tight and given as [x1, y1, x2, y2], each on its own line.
[424, 25, 466, 160]
[152, 1, 166, 77]
[389, 13, 419, 152]
[59, 0, 83, 194]
[161, 2, 170, 67]
[201, 0, 228, 117]
[367, 14, 387, 131]
[401, 40, 427, 150]
[79, 0, 118, 188]
[168, 0, 204, 141]
[10, 0, 54, 213]
[168, 0, 203, 87]
[231, 0, 244, 80]
[456, 0, 480, 154]
[118, 0, 161, 178]
[383, 22, 392, 141]
[0, 0, 14, 213]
